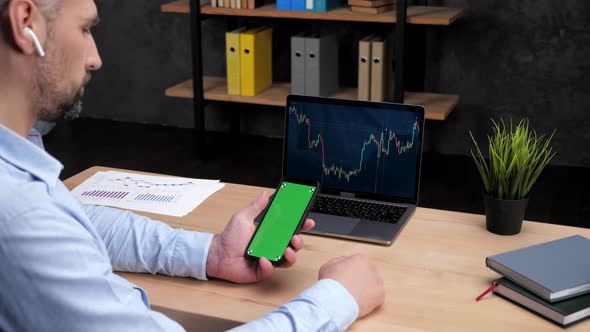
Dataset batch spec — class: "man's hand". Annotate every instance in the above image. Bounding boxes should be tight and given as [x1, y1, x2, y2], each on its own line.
[319, 255, 385, 317]
[206, 191, 315, 283]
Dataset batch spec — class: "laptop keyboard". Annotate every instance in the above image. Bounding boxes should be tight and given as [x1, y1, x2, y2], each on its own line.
[311, 196, 407, 224]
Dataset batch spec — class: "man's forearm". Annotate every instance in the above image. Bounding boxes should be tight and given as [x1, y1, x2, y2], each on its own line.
[230, 279, 359, 332]
[82, 204, 213, 279]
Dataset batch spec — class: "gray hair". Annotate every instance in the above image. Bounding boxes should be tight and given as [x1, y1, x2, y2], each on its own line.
[1, 0, 63, 27]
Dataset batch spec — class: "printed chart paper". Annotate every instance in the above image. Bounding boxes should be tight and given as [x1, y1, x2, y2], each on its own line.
[71, 171, 224, 217]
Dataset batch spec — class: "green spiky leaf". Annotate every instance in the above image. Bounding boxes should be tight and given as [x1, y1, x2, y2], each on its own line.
[469, 119, 556, 200]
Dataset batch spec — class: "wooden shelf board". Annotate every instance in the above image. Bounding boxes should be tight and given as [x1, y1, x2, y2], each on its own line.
[161, 0, 464, 25]
[165, 77, 459, 120]
[161, 0, 190, 13]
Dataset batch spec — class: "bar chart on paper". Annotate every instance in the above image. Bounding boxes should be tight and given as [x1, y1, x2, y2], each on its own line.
[81, 191, 130, 199]
[81, 191, 176, 203]
[71, 171, 225, 216]
[134, 194, 176, 203]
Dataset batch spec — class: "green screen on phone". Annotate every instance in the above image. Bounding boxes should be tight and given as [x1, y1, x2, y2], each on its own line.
[246, 181, 316, 263]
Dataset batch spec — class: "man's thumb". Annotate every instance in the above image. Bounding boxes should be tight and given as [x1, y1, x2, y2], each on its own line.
[241, 191, 269, 221]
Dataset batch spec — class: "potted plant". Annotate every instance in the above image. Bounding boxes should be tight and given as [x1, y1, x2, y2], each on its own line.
[469, 119, 556, 235]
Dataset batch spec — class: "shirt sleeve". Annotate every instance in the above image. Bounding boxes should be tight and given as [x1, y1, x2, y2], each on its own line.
[81, 204, 213, 280]
[229, 279, 359, 332]
[0, 207, 185, 332]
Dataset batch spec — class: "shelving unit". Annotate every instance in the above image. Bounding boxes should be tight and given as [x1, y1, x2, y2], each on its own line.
[166, 77, 459, 121]
[162, 1, 464, 25]
[161, 0, 464, 159]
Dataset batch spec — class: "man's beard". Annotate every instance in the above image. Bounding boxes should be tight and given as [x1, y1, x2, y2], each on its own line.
[34, 45, 88, 122]
[38, 93, 84, 121]
[36, 77, 86, 122]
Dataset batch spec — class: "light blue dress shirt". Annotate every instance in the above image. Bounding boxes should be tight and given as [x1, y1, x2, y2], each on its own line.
[0, 124, 358, 331]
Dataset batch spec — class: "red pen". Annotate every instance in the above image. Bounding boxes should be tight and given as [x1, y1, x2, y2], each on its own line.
[475, 283, 498, 302]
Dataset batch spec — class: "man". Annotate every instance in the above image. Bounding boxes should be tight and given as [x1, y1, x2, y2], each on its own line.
[0, 0, 385, 331]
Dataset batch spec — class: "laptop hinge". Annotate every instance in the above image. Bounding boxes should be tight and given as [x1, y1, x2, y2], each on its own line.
[339, 192, 356, 198]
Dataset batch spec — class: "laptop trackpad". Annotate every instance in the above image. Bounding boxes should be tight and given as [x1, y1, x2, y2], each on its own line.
[307, 212, 359, 235]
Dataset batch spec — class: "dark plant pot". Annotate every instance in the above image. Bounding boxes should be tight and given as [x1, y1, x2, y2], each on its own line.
[483, 194, 529, 235]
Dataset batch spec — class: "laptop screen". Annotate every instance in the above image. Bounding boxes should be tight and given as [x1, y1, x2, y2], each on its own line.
[283, 95, 425, 204]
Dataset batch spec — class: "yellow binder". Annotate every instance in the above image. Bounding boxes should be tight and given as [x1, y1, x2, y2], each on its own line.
[240, 27, 272, 96]
[225, 27, 246, 95]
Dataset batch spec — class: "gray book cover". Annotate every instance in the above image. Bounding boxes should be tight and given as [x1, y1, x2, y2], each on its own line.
[486, 235, 590, 302]
[305, 35, 339, 97]
[291, 34, 306, 95]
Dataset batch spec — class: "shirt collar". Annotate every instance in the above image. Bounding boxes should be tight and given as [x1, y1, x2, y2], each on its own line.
[0, 124, 63, 192]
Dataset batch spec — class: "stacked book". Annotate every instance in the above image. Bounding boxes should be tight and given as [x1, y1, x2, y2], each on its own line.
[485, 235, 590, 327]
[211, 0, 264, 9]
[226, 27, 273, 96]
[348, 0, 395, 14]
[278, 0, 341, 11]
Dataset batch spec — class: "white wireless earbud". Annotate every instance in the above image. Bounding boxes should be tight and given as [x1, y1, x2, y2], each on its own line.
[23, 27, 45, 57]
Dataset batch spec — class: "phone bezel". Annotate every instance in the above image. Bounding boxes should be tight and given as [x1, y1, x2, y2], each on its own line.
[244, 177, 320, 266]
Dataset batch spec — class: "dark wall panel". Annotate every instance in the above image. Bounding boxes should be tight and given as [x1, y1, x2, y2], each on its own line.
[83, 0, 590, 167]
[425, 0, 590, 167]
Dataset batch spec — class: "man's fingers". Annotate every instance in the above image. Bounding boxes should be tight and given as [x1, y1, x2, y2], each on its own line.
[280, 247, 296, 269]
[301, 218, 315, 232]
[239, 191, 270, 222]
[289, 219, 313, 252]
[257, 257, 274, 280]
[291, 235, 304, 252]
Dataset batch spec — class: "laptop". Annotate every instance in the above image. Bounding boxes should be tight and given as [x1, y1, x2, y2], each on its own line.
[283, 95, 425, 245]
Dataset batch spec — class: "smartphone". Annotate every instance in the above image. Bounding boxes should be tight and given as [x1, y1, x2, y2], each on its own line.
[245, 177, 320, 265]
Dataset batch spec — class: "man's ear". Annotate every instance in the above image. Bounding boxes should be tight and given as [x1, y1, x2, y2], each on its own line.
[5, 0, 47, 56]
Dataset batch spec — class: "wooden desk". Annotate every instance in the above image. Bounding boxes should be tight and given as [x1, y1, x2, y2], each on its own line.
[65, 167, 590, 331]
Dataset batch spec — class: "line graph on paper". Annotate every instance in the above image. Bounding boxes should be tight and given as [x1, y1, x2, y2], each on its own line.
[75, 172, 210, 205]
[286, 103, 422, 199]
[78, 176, 195, 204]
[108, 176, 195, 189]
[72, 170, 225, 217]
